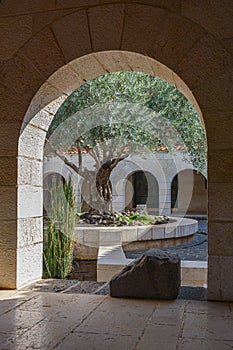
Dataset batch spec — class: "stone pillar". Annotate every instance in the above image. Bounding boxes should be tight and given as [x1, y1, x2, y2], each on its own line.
[207, 111, 233, 301]
[159, 182, 171, 216]
[17, 122, 45, 288]
[0, 169, 17, 289]
[0, 123, 19, 289]
[208, 185, 233, 301]
[111, 166, 129, 212]
[0, 150, 43, 290]
[111, 179, 126, 212]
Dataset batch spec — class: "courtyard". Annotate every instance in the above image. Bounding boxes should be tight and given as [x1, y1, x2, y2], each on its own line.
[1, 1, 233, 349]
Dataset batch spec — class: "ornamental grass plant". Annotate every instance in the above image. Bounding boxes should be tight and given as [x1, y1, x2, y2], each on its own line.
[43, 178, 76, 279]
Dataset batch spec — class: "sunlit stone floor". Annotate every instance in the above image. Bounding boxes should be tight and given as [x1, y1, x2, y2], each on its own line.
[0, 289, 233, 350]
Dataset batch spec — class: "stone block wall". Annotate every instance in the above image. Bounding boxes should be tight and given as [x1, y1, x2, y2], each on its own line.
[0, 1, 232, 300]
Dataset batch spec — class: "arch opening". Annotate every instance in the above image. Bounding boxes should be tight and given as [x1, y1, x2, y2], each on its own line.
[43, 172, 66, 218]
[125, 171, 159, 215]
[0, 0, 232, 301]
[171, 170, 207, 216]
[17, 50, 207, 289]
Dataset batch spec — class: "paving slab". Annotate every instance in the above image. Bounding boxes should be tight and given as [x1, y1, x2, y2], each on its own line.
[0, 291, 232, 350]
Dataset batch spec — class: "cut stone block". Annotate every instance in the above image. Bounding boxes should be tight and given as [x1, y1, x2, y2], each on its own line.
[110, 250, 180, 299]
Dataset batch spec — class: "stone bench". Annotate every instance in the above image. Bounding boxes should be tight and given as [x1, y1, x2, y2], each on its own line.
[97, 229, 134, 281]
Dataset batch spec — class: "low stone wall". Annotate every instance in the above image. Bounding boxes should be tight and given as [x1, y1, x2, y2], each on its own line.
[73, 217, 198, 260]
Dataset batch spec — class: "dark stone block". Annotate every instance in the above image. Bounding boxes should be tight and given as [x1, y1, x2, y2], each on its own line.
[110, 250, 180, 299]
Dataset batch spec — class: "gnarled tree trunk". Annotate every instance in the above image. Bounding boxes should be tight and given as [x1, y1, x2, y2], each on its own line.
[81, 168, 112, 212]
[45, 139, 126, 213]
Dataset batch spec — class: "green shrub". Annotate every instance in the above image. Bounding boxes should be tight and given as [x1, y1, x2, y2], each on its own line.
[43, 177, 76, 279]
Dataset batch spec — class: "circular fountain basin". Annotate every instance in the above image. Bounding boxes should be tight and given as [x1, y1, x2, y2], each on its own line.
[73, 217, 198, 260]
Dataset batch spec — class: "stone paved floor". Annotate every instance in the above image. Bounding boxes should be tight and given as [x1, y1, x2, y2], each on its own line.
[1, 219, 228, 350]
[0, 289, 232, 350]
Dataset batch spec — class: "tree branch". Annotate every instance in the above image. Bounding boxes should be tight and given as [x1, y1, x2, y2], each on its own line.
[45, 138, 92, 180]
[109, 153, 129, 170]
[89, 148, 101, 169]
[76, 141, 82, 170]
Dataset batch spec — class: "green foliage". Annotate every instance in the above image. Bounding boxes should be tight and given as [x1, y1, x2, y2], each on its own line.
[77, 210, 169, 226]
[48, 71, 207, 173]
[114, 212, 169, 226]
[43, 178, 76, 279]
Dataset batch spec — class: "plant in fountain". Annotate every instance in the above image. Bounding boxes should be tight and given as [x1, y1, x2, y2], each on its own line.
[77, 210, 169, 226]
[43, 178, 76, 279]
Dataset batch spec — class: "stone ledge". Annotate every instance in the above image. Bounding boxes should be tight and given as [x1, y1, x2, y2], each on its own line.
[74, 217, 197, 246]
[181, 261, 207, 287]
[98, 257, 207, 287]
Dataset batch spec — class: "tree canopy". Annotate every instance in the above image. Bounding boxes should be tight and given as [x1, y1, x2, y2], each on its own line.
[48, 71, 207, 173]
[46, 71, 207, 211]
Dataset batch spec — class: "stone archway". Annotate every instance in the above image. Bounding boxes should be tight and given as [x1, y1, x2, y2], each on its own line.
[171, 170, 207, 216]
[126, 170, 159, 215]
[0, 2, 232, 301]
[17, 51, 204, 288]
[43, 172, 66, 218]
